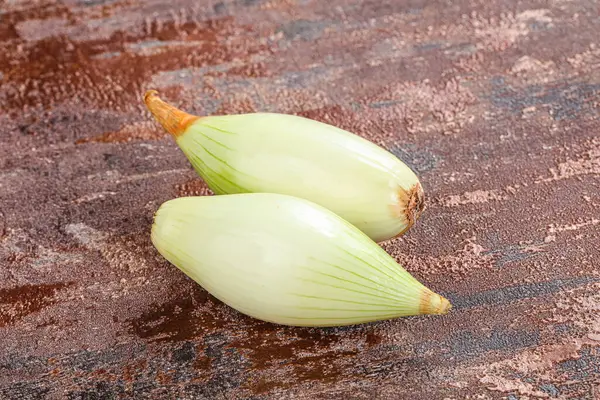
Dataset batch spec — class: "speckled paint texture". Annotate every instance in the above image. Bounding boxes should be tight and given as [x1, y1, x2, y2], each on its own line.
[1, 0, 599, 399]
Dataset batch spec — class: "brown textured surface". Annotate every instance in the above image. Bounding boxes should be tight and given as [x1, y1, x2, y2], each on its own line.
[1, 0, 599, 399]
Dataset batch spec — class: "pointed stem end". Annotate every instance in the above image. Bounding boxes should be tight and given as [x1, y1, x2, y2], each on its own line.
[143, 90, 199, 138]
[420, 289, 452, 315]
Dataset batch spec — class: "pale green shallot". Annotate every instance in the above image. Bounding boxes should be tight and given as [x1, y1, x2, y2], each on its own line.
[151, 193, 450, 327]
[144, 90, 425, 243]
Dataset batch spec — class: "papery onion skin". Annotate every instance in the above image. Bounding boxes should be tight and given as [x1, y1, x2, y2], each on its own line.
[144, 90, 425, 243]
[151, 193, 450, 327]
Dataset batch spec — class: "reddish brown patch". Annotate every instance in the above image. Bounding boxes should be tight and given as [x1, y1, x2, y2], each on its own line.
[230, 328, 343, 370]
[247, 342, 355, 395]
[0, 282, 73, 327]
[193, 355, 212, 371]
[0, 4, 73, 41]
[75, 121, 165, 144]
[226, 62, 270, 78]
[212, 96, 257, 115]
[176, 178, 213, 197]
[296, 105, 351, 126]
[155, 369, 173, 385]
[122, 359, 148, 383]
[0, 17, 266, 112]
[295, 104, 382, 140]
[251, 378, 280, 395]
[365, 332, 382, 347]
[128, 289, 223, 342]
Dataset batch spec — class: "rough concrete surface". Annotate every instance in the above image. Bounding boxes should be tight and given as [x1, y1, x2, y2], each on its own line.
[0, 0, 599, 399]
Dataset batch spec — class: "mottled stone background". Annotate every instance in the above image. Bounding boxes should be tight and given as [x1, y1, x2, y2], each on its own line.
[1, 0, 599, 399]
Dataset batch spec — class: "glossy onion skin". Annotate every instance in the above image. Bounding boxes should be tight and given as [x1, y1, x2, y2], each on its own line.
[177, 113, 424, 243]
[151, 193, 449, 327]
